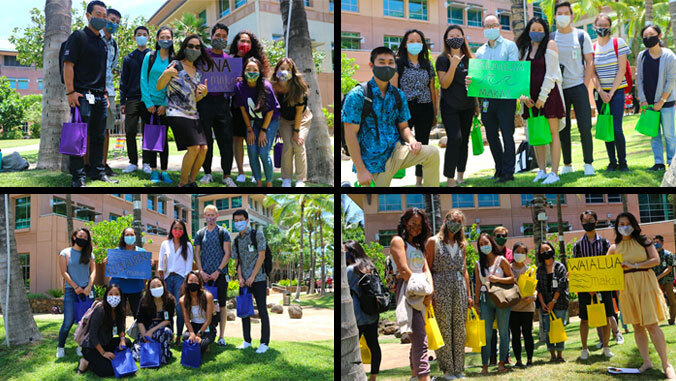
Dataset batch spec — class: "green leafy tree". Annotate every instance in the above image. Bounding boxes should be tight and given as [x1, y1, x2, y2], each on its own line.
[171, 12, 210, 46]
[0, 77, 26, 138]
[83, 214, 149, 264]
[20, 95, 42, 138]
[262, 39, 326, 74]
[340, 53, 359, 96]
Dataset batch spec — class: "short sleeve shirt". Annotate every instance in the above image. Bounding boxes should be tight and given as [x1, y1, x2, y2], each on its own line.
[232, 229, 267, 283]
[397, 59, 434, 103]
[436, 55, 475, 110]
[60, 247, 94, 289]
[166, 60, 202, 119]
[63, 27, 107, 92]
[555, 29, 593, 89]
[233, 80, 281, 120]
[573, 233, 610, 258]
[195, 226, 231, 274]
[593, 37, 631, 90]
[102, 34, 118, 97]
[653, 249, 675, 285]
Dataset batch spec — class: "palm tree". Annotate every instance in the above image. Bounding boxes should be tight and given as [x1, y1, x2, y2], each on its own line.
[171, 13, 210, 45]
[532, 194, 547, 248]
[132, 194, 143, 248]
[37, 0, 72, 171]
[671, 0, 676, 47]
[279, 0, 334, 185]
[424, 194, 441, 233]
[65, 193, 73, 240]
[556, 194, 566, 267]
[621, 194, 628, 213]
[0, 195, 43, 345]
[646, 0, 654, 25]
[510, 0, 527, 38]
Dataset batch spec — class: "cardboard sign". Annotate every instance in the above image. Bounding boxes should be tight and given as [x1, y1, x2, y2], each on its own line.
[197, 57, 242, 93]
[467, 59, 531, 99]
[105, 249, 152, 279]
[567, 254, 625, 292]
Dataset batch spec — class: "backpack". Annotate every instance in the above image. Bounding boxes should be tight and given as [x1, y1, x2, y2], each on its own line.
[351, 268, 390, 315]
[515, 140, 536, 173]
[73, 300, 103, 346]
[235, 229, 272, 276]
[592, 38, 633, 94]
[553, 28, 586, 75]
[1, 151, 29, 172]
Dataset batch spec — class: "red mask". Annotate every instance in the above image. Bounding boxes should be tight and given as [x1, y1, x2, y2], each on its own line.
[172, 229, 184, 238]
[238, 43, 251, 54]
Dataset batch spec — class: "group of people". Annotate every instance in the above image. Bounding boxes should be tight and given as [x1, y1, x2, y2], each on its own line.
[56, 205, 271, 377]
[346, 207, 676, 380]
[342, 1, 676, 186]
[63, 0, 312, 187]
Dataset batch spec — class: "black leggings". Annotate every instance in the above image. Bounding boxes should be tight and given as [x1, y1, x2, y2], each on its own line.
[82, 336, 133, 377]
[509, 311, 534, 363]
[408, 101, 435, 178]
[441, 106, 474, 178]
[358, 321, 381, 375]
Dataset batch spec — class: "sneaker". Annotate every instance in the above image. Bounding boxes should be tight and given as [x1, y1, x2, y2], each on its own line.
[561, 165, 574, 174]
[542, 172, 560, 184]
[56, 347, 65, 358]
[603, 347, 614, 358]
[150, 170, 160, 183]
[122, 164, 138, 173]
[584, 163, 595, 175]
[649, 164, 666, 171]
[76, 346, 82, 357]
[200, 174, 213, 183]
[105, 164, 116, 177]
[256, 343, 269, 353]
[617, 163, 629, 172]
[533, 170, 547, 182]
[295, 181, 306, 187]
[236, 174, 246, 182]
[217, 338, 226, 346]
[616, 332, 624, 345]
[606, 163, 618, 171]
[142, 163, 152, 174]
[281, 178, 292, 187]
[580, 348, 590, 360]
[596, 342, 603, 350]
[237, 341, 251, 349]
[223, 177, 237, 187]
[161, 172, 172, 184]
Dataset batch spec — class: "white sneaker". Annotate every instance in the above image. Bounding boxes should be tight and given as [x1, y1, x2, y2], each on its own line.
[533, 170, 547, 182]
[616, 332, 624, 345]
[122, 164, 138, 173]
[596, 342, 603, 350]
[76, 346, 82, 357]
[281, 178, 292, 187]
[251, 177, 257, 184]
[237, 341, 251, 349]
[603, 347, 614, 358]
[561, 165, 573, 174]
[584, 163, 595, 175]
[56, 347, 65, 358]
[295, 181, 305, 187]
[200, 174, 213, 183]
[580, 348, 590, 360]
[256, 343, 269, 353]
[142, 163, 152, 174]
[223, 177, 237, 187]
[236, 174, 246, 182]
[542, 172, 560, 184]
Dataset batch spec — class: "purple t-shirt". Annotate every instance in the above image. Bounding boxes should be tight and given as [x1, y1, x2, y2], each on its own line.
[205, 48, 231, 97]
[233, 79, 281, 121]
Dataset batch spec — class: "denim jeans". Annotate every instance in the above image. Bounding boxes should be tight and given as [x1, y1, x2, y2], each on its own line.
[651, 106, 676, 165]
[480, 293, 511, 365]
[58, 287, 76, 348]
[539, 308, 567, 351]
[165, 274, 185, 337]
[595, 90, 627, 165]
[247, 117, 280, 183]
[69, 94, 108, 182]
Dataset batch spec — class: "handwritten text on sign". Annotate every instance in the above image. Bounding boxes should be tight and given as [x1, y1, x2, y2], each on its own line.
[197, 57, 243, 93]
[567, 254, 625, 292]
[467, 59, 531, 99]
[105, 249, 152, 280]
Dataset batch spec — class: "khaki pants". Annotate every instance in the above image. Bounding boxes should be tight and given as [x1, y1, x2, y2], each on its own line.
[278, 108, 311, 181]
[661, 283, 676, 322]
[373, 142, 439, 187]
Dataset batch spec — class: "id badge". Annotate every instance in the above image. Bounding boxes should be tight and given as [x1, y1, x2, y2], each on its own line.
[480, 285, 487, 292]
[85, 92, 95, 105]
[248, 244, 255, 253]
[552, 279, 558, 289]
[90, 290, 95, 299]
[482, 100, 489, 113]
[205, 326, 210, 333]
[164, 311, 169, 321]
[663, 261, 667, 267]
[572, 48, 578, 60]
[113, 326, 118, 336]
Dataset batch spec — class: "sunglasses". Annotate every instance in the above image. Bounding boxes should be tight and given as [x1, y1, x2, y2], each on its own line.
[186, 44, 202, 50]
[495, 234, 507, 238]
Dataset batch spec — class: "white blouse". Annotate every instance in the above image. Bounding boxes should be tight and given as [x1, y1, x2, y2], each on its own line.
[158, 239, 194, 279]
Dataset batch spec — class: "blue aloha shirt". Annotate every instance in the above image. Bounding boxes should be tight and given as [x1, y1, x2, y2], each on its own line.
[341, 78, 411, 174]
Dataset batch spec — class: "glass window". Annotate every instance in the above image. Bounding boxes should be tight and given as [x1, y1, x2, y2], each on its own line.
[448, 6, 463, 24]
[147, 195, 156, 211]
[638, 194, 674, 223]
[305, 0, 311, 6]
[341, 32, 361, 50]
[6, 78, 16, 89]
[585, 194, 605, 204]
[378, 230, 398, 247]
[607, 194, 622, 203]
[74, 205, 96, 222]
[235, 0, 246, 8]
[19, 254, 29, 290]
[109, 213, 120, 221]
[158, 199, 165, 215]
[17, 79, 28, 90]
[329, 0, 333, 12]
[174, 206, 179, 220]
[4, 56, 27, 67]
[547, 222, 570, 233]
[499, 13, 510, 30]
[219, 0, 230, 17]
[198, 10, 207, 25]
[468, 8, 482, 27]
[478, 225, 500, 236]
[383, 0, 404, 18]
[409, 0, 427, 20]
[15, 197, 30, 229]
[378, 194, 402, 211]
[216, 198, 230, 210]
[52, 197, 66, 217]
[384, 35, 402, 51]
[37, 79, 43, 90]
[204, 200, 214, 207]
[597, 220, 610, 228]
[232, 196, 242, 208]
[406, 194, 425, 209]
[477, 194, 500, 207]
[182, 209, 187, 221]
[452, 194, 474, 208]
[521, 194, 566, 206]
[341, 0, 358, 12]
[125, 194, 133, 202]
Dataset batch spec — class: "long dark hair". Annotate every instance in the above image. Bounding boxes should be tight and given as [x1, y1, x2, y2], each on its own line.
[168, 219, 189, 260]
[396, 29, 432, 75]
[181, 271, 207, 321]
[244, 57, 270, 113]
[174, 34, 215, 71]
[344, 240, 374, 274]
[516, 17, 550, 60]
[536, 241, 557, 266]
[397, 208, 431, 253]
[442, 25, 474, 66]
[229, 30, 270, 77]
[155, 26, 176, 59]
[102, 284, 125, 329]
[71, 228, 92, 265]
[641, 24, 665, 47]
[140, 276, 175, 318]
[118, 227, 136, 249]
[614, 212, 652, 247]
[477, 232, 501, 277]
[271, 57, 308, 105]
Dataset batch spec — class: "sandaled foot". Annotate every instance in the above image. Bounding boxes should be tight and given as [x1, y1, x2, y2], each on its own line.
[664, 364, 675, 379]
[639, 362, 653, 373]
[76, 358, 88, 375]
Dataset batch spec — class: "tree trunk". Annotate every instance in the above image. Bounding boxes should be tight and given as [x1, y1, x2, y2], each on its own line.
[621, 194, 628, 213]
[295, 199, 305, 301]
[65, 194, 73, 239]
[132, 194, 143, 249]
[510, 0, 526, 38]
[646, 0, 654, 25]
[424, 194, 441, 234]
[532, 194, 547, 250]
[320, 215, 326, 296]
[556, 194, 566, 267]
[0, 195, 43, 345]
[308, 218, 315, 295]
[280, 0, 334, 186]
[37, 0, 71, 171]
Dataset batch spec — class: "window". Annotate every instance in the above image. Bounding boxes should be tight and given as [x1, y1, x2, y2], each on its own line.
[305, 0, 311, 6]
[19, 254, 29, 290]
[596, 220, 610, 228]
[16, 79, 28, 89]
[478, 225, 500, 236]
[452, 194, 474, 208]
[198, 10, 207, 26]
[125, 194, 132, 202]
[607, 194, 622, 203]
[468, 8, 482, 27]
[219, 0, 230, 17]
[232, 196, 242, 208]
[477, 194, 500, 207]
[638, 194, 674, 223]
[158, 198, 166, 215]
[586, 23, 597, 39]
[182, 209, 187, 222]
[499, 12, 510, 30]
[52, 197, 67, 217]
[204, 200, 214, 207]
[342, 0, 358, 12]
[378, 230, 397, 246]
[409, 0, 427, 20]
[547, 222, 570, 233]
[272, 34, 284, 41]
[585, 194, 605, 204]
[384, 35, 402, 50]
[109, 213, 120, 221]
[15, 197, 30, 229]
[3, 56, 27, 67]
[522, 223, 533, 235]
[383, 0, 404, 18]
[341, 32, 361, 50]
[174, 206, 179, 219]
[147, 195, 156, 211]
[235, 0, 246, 8]
[216, 198, 229, 210]
[379, 194, 402, 211]
[112, 194, 122, 198]
[406, 194, 425, 209]
[329, 0, 333, 12]
[520, 194, 566, 206]
[74, 205, 96, 222]
[37, 79, 43, 90]
[448, 6, 463, 24]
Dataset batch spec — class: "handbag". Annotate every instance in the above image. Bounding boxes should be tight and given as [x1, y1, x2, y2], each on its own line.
[359, 335, 371, 364]
[142, 114, 168, 152]
[139, 337, 162, 368]
[125, 319, 139, 340]
[205, 281, 219, 302]
[181, 339, 202, 368]
[635, 105, 661, 137]
[527, 107, 552, 146]
[393, 168, 406, 179]
[424, 303, 445, 351]
[548, 311, 568, 344]
[595, 103, 615, 142]
[470, 116, 484, 155]
[485, 258, 521, 308]
[273, 136, 283, 168]
[587, 294, 608, 328]
[236, 286, 255, 318]
[464, 307, 485, 352]
[73, 294, 93, 324]
[59, 107, 88, 156]
[111, 347, 138, 378]
[517, 266, 538, 298]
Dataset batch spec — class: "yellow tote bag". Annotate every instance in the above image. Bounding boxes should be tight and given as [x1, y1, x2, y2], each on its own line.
[517, 266, 538, 297]
[493, 316, 498, 330]
[548, 311, 568, 344]
[587, 294, 608, 328]
[465, 307, 486, 352]
[360, 335, 371, 364]
[425, 304, 445, 350]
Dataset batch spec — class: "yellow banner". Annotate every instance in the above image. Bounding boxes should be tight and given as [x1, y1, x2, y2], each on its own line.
[567, 254, 625, 292]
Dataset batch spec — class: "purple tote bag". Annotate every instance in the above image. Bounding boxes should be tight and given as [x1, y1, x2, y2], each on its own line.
[273, 137, 283, 168]
[59, 108, 88, 156]
[143, 114, 167, 152]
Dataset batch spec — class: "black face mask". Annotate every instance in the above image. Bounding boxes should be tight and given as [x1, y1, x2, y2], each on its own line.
[446, 37, 465, 50]
[187, 283, 200, 292]
[373, 65, 396, 82]
[643, 35, 660, 48]
[541, 250, 555, 260]
[75, 237, 89, 248]
[582, 222, 596, 232]
[595, 27, 611, 37]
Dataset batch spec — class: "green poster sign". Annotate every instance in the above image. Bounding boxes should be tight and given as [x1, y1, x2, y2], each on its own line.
[467, 59, 531, 99]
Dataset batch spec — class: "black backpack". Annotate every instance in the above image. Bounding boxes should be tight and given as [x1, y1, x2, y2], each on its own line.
[196, 225, 229, 271]
[235, 229, 272, 276]
[352, 268, 390, 315]
[515, 140, 536, 173]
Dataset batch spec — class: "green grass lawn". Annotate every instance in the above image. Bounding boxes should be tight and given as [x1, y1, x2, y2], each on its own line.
[0, 138, 40, 149]
[376, 317, 676, 380]
[0, 318, 333, 381]
[293, 292, 335, 309]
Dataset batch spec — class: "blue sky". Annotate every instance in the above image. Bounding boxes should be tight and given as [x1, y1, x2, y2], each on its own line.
[0, 0, 167, 41]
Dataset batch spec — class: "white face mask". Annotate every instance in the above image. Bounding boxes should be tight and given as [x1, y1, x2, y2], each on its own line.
[514, 253, 527, 263]
[150, 286, 164, 298]
[107, 295, 121, 308]
[618, 225, 634, 236]
[556, 15, 571, 28]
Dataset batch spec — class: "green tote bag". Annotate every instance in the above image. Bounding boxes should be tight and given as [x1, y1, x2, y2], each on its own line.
[635, 105, 661, 137]
[527, 107, 552, 146]
[471, 116, 484, 155]
[595, 103, 614, 142]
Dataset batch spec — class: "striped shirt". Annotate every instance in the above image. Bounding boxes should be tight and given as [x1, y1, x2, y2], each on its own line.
[593, 37, 631, 90]
[572, 233, 610, 258]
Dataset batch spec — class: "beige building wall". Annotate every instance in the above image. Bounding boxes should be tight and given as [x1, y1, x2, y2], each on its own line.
[194, 194, 274, 235]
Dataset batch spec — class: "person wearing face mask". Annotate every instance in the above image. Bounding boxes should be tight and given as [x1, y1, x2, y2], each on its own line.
[131, 276, 175, 365]
[509, 242, 536, 367]
[158, 219, 194, 345]
[607, 212, 674, 379]
[572, 210, 617, 360]
[424, 210, 471, 379]
[198, 23, 237, 186]
[535, 241, 569, 363]
[57, 228, 97, 359]
[62, 0, 116, 187]
[157, 35, 215, 187]
[651, 235, 676, 325]
[493, 226, 513, 263]
[180, 271, 216, 355]
[342, 46, 440, 187]
[552, 1, 596, 176]
[636, 25, 676, 171]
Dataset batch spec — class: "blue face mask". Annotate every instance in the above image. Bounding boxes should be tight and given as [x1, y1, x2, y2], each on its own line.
[234, 220, 247, 232]
[136, 36, 148, 46]
[105, 21, 119, 34]
[529, 31, 545, 42]
[124, 236, 136, 246]
[655, 243, 663, 249]
[158, 39, 173, 50]
[407, 42, 423, 55]
[484, 28, 500, 41]
[480, 245, 492, 254]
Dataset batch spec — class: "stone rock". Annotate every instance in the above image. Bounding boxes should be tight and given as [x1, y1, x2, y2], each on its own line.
[267, 303, 275, 308]
[382, 321, 397, 335]
[227, 310, 236, 321]
[251, 318, 260, 324]
[439, 136, 447, 148]
[400, 332, 410, 344]
[394, 328, 402, 338]
[271, 304, 283, 314]
[662, 163, 676, 186]
[428, 127, 447, 140]
[288, 305, 303, 319]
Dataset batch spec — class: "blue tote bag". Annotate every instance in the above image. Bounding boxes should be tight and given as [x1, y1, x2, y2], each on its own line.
[139, 338, 161, 368]
[205, 281, 218, 303]
[111, 347, 138, 378]
[237, 286, 255, 318]
[73, 294, 93, 323]
[181, 339, 202, 368]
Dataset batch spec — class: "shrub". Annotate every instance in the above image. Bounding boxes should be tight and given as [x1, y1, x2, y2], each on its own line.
[46, 288, 64, 298]
[27, 292, 48, 299]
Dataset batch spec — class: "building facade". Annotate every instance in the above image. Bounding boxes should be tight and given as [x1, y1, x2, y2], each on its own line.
[0, 39, 43, 97]
[193, 194, 275, 238]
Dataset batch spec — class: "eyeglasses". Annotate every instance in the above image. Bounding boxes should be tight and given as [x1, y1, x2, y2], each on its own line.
[484, 24, 501, 29]
[186, 44, 202, 50]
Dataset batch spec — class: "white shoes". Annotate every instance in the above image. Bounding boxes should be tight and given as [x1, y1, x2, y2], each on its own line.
[142, 163, 152, 174]
[542, 172, 560, 184]
[580, 348, 590, 360]
[76, 346, 82, 357]
[616, 332, 625, 345]
[236, 174, 246, 182]
[561, 165, 573, 174]
[584, 163, 595, 175]
[533, 170, 547, 182]
[223, 177, 237, 187]
[122, 164, 138, 173]
[256, 343, 269, 353]
[56, 347, 65, 358]
[295, 181, 306, 187]
[596, 342, 603, 350]
[237, 341, 251, 349]
[603, 347, 614, 358]
[281, 179, 292, 187]
[200, 174, 213, 183]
